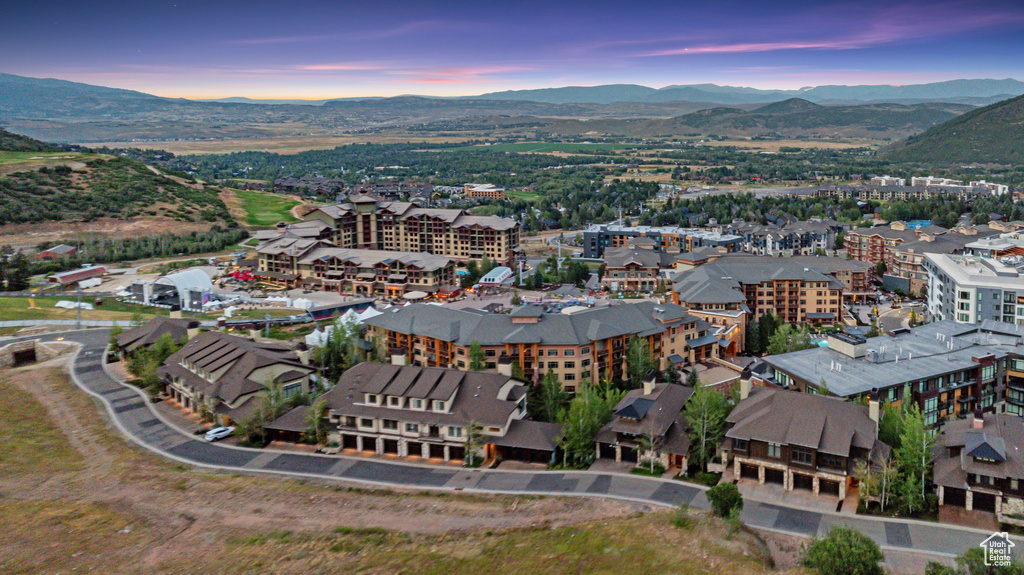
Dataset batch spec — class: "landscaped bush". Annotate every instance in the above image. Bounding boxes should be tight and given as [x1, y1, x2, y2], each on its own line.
[706, 482, 743, 518]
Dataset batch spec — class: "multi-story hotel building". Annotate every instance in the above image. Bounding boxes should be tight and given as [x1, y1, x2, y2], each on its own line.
[301, 193, 520, 265]
[255, 236, 456, 297]
[671, 258, 845, 327]
[762, 321, 1024, 426]
[363, 301, 719, 391]
[924, 253, 1024, 325]
[463, 183, 506, 200]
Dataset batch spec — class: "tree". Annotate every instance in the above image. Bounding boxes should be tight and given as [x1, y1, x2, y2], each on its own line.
[510, 290, 522, 306]
[315, 315, 360, 382]
[802, 527, 883, 575]
[663, 361, 680, 385]
[511, 359, 525, 381]
[875, 261, 887, 277]
[108, 324, 123, 353]
[685, 368, 699, 388]
[532, 369, 569, 423]
[746, 318, 763, 354]
[635, 431, 664, 473]
[558, 381, 624, 467]
[684, 379, 727, 473]
[706, 482, 743, 518]
[766, 324, 814, 356]
[6, 252, 30, 291]
[625, 337, 654, 389]
[757, 312, 779, 352]
[468, 341, 486, 371]
[304, 398, 329, 445]
[878, 401, 905, 449]
[463, 420, 485, 467]
[895, 403, 933, 515]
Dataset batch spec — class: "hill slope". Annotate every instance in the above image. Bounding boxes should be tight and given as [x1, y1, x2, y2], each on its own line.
[886, 94, 1024, 165]
[0, 127, 59, 152]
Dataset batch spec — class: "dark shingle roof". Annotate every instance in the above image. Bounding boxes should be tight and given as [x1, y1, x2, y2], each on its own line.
[115, 316, 199, 353]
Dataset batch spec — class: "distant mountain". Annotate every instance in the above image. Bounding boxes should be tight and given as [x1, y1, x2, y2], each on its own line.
[535, 101, 970, 140]
[0, 73, 178, 118]
[474, 79, 1024, 105]
[886, 94, 1024, 165]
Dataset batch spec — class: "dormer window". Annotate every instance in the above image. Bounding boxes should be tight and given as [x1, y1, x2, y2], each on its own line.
[388, 396, 402, 408]
[365, 394, 379, 405]
[412, 399, 423, 409]
[434, 400, 446, 412]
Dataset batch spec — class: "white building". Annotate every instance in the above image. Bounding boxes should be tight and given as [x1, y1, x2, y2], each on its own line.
[870, 175, 906, 186]
[924, 253, 1024, 325]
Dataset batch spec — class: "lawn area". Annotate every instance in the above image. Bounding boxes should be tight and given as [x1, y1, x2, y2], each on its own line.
[506, 189, 543, 202]
[0, 296, 169, 322]
[234, 189, 300, 226]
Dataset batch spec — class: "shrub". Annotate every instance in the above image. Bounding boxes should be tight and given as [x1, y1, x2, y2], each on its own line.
[706, 482, 743, 518]
[670, 502, 692, 529]
[802, 527, 883, 575]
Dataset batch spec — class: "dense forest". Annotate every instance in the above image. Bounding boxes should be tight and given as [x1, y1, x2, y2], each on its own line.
[0, 157, 233, 225]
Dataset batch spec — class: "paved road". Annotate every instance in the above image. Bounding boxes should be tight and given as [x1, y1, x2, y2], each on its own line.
[20, 329, 1021, 562]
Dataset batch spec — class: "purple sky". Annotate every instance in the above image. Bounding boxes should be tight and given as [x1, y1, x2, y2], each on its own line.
[2, 0, 1023, 99]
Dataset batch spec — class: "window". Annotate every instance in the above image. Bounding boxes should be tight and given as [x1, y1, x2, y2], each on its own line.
[767, 442, 781, 458]
[456, 348, 465, 356]
[564, 349, 575, 357]
[282, 383, 302, 398]
[982, 365, 996, 381]
[818, 453, 844, 470]
[564, 361, 575, 369]
[388, 396, 401, 407]
[581, 347, 590, 354]
[548, 362, 559, 369]
[457, 361, 466, 368]
[434, 401, 446, 411]
[448, 426, 462, 438]
[382, 419, 398, 430]
[1013, 479, 1019, 491]
[791, 448, 813, 465]
[547, 349, 558, 356]
[359, 418, 374, 427]
[564, 373, 575, 381]
[485, 349, 496, 357]
[405, 423, 418, 433]
[412, 399, 423, 409]
[733, 439, 748, 452]
[582, 359, 590, 367]
[366, 394, 379, 404]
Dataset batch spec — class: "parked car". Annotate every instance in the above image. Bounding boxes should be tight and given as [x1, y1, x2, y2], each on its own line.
[204, 426, 235, 442]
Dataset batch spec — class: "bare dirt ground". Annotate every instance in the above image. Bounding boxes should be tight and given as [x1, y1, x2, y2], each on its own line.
[0, 217, 217, 249]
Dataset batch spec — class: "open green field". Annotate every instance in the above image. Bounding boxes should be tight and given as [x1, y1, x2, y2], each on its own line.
[505, 189, 544, 202]
[234, 189, 300, 226]
[0, 296, 170, 322]
[443, 142, 636, 154]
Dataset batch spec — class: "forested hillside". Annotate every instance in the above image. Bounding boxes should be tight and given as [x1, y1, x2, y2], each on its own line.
[0, 127, 58, 152]
[0, 156, 232, 225]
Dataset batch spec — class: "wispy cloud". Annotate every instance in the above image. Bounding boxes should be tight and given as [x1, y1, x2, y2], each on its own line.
[227, 19, 476, 46]
[295, 63, 385, 71]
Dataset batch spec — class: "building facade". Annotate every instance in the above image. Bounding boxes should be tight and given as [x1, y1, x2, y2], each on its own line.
[363, 302, 718, 390]
[302, 193, 520, 265]
[582, 224, 741, 258]
[925, 253, 1024, 325]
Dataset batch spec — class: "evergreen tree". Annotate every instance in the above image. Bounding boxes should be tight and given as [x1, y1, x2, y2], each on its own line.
[626, 337, 654, 389]
[6, 252, 30, 291]
[531, 369, 569, 423]
[684, 379, 727, 473]
[468, 340, 486, 371]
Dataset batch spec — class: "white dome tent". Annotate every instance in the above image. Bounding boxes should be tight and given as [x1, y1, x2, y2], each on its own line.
[148, 268, 215, 312]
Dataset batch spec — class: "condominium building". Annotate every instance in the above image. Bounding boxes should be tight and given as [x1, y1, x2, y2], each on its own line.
[762, 321, 1024, 426]
[845, 221, 949, 265]
[362, 301, 719, 390]
[255, 237, 457, 296]
[720, 218, 845, 256]
[157, 331, 315, 425]
[720, 384, 889, 500]
[463, 183, 506, 200]
[301, 193, 520, 265]
[934, 412, 1024, 521]
[671, 257, 845, 327]
[320, 362, 561, 464]
[924, 253, 1024, 325]
[602, 246, 675, 292]
[582, 224, 741, 258]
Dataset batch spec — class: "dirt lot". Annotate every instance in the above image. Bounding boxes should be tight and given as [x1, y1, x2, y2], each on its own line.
[0, 216, 217, 249]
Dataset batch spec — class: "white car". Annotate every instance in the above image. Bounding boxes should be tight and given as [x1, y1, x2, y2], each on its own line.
[204, 426, 234, 442]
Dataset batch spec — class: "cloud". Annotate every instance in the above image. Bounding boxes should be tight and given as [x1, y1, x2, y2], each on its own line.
[227, 19, 475, 46]
[295, 63, 384, 71]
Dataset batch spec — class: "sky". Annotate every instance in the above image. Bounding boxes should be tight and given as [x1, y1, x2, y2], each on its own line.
[2, 0, 1024, 99]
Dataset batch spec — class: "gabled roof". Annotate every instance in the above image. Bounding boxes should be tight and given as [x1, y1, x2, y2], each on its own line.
[115, 316, 199, 353]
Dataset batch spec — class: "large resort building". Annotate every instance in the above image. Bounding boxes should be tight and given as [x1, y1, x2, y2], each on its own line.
[255, 236, 456, 297]
[924, 253, 1024, 326]
[762, 320, 1024, 426]
[363, 302, 722, 390]
[301, 193, 521, 265]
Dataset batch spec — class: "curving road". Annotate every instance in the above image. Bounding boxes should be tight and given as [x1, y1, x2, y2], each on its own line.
[18, 328, 1021, 562]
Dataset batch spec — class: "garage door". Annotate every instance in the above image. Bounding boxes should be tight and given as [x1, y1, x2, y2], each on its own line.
[974, 492, 997, 513]
[383, 439, 399, 454]
[429, 444, 445, 459]
[620, 446, 638, 463]
[943, 487, 967, 508]
[819, 479, 841, 496]
[407, 441, 423, 458]
[599, 442, 616, 460]
[448, 446, 465, 461]
[765, 468, 785, 485]
[740, 463, 759, 480]
[342, 434, 358, 450]
[793, 473, 814, 491]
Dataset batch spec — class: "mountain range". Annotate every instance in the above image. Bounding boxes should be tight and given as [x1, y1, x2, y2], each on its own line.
[0, 73, 1019, 145]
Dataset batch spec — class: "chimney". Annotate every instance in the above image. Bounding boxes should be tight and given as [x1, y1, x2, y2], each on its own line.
[186, 327, 201, 340]
[972, 410, 985, 429]
[642, 369, 657, 396]
[248, 328, 261, 341]
[389, 346, 408, 366]
[497, 355, 513, 377]
[296, 342, 311, 365]
[169, 310, 183, 319]
[868, 388, 880, 424]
